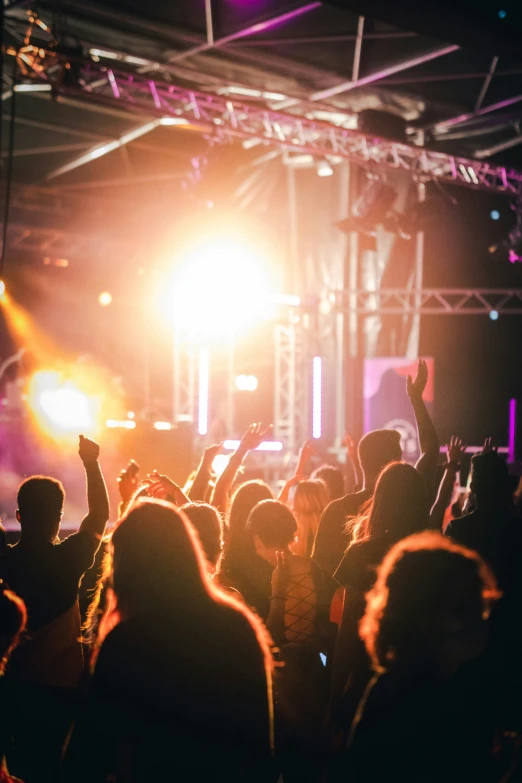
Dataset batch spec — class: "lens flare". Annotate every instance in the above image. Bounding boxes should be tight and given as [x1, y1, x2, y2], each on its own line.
[29, 371, 99, 436]
[168, 236, 270, 337]
[99, 291, 112, 307]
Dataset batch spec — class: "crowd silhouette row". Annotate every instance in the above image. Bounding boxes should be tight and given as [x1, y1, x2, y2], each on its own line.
[1, 359, 522, 782]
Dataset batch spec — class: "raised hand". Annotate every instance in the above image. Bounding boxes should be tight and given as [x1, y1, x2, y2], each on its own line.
[407, 358, 428, 400]
[343, 433, 358, 459]
[203, 442, 224, 467]
[238, 422, 272, 454]
[117, 467, 139, 504]
[482, 437, 498, 455]
[271, 551, 289, 599]
[145, 470, 177, 500]
[78, 434, 100, 464]
[447, 435, 466, 465]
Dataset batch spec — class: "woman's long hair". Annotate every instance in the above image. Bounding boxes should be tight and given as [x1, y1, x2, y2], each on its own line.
[109, 499, 273, 665]
[360, 532, 500, 672]
[292, 479, 329, 557]
[220, 480, 273, 577]
[348, 462, 430, 545]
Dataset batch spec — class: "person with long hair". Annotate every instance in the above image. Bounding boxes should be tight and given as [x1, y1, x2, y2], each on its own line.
[348, 532, 501, 783]
[217, 479, 274, 618]
[65, 499, 274, 782]
[0, 582, 26, 783]
[248, 500, 329, 783]
[291, 480, 330, 558]
[328, 438, 465, 735]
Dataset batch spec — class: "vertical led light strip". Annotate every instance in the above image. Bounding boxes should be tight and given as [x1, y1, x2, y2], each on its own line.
[198, 347, 209, 435]
[508, 398, 517, 463]
[312, 356, 322, 439]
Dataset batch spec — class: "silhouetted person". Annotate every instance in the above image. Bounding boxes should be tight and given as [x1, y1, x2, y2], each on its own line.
[348, 532, 501, 783]
[446, 449, 522, 674]
[181, 501, 223, 573]
[312, 429, 402, 582]
[248, 499, 328, 783]
[445, 451, 521, 588]
[0, 581, 26, 781]
[217, 480, 274, 618]
[329, 445, 463, 737]
[311, 465, 345, 502]
[291, 479, 329, 557]
[313, 360, 439, 584]
[65, 499, 274, 782]
[0, 435, 109, 783]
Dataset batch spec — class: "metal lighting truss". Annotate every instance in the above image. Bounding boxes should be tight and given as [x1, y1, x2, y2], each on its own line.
[336, 288, 522, 315]
[274, 323, 308, 451]
[35, 60, 522, 195]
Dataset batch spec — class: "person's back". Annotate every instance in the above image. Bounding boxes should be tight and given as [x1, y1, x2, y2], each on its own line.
[313, 430, 402, 581]
[347, 533, 501, 783]
[83, 603, 271, 780]
[65, 499, 273, 783]
[0, 437, 109, 783]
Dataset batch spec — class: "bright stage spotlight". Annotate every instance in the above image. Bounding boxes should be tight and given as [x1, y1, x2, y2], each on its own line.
[0, 280, 5, 298]
[171, 236, 270, 337]
[30, 371, 96, 434]
[235, 374, 258, 392]
[98, 291, 112, 307]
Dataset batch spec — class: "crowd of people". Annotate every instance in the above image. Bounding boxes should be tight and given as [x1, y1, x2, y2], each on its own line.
[1, 359, 522, 782]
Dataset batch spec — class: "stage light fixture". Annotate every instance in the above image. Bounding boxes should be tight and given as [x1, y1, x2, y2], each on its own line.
[490, 210, 500, 220]
[106, 419, 136, 429]
[98, 291, 112, 307]
[0, 281, 5, 298]
[317, 160, 333, 177]
[489, 310, 499, 321]
[235, 374, 258, 392]
[153, 421, 172, 431]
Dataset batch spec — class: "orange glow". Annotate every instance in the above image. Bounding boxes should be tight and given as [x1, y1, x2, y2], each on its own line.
[0, 290, 57, 361]
[28, 370, 102, 438]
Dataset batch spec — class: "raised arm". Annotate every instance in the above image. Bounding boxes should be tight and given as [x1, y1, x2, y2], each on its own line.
[278, 474, 305, 505]
[211, 423, 271, 514]
[430, 436, 465, 531]
[189, 443, 223, 501]
[295, 439, 315, 478]
[78, 435, 110, 542]
[407, 359, 440, 487]
[344, 433, 362, 491]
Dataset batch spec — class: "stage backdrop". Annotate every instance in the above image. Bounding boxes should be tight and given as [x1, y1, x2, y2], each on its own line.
[364, 357, 435, 463]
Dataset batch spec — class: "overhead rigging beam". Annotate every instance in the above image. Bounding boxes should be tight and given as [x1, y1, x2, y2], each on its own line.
[338, 289, 522, 315]
[309, 43, 460, 101]
[430, 93, 522, 133]
[167, 2, 321, 64]
[21, 56, 522, 194]
[474, 56, 498, 113]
